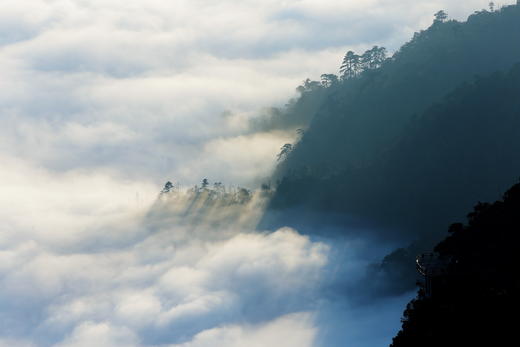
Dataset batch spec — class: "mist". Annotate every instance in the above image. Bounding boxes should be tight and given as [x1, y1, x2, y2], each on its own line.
[1, 1, 515, 346]
[0, 173, 412, 346]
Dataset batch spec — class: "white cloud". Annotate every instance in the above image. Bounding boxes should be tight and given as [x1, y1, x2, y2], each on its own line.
[54, 322, 140, 347]
[0, 158, 329, 346]
[0, 1, 506, 346]
[0, 0, 507, 185]
[0, 154, 156, 249]
[0, 339, 36, 347]
[172, 312, 317, 347]
[0, 164, 411, 346]
[0, 217, 328, 346]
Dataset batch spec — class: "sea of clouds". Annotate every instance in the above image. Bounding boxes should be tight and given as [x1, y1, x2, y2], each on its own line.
[0, 179, 410, 347]
[0, 1, 508, 346]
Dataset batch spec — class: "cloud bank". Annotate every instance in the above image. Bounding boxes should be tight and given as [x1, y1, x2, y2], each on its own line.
[0, 169, 410, 346]
[0, 1, 511, 346]
[0, 170, 327, 346]
[0, 0, 506, 185]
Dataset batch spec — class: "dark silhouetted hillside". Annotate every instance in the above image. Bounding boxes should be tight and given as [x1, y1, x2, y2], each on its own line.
[260, 5, 520, 240]
[391, 182, 520, 346]
[257, 4, 520, 298]
[276, 5, 520, 179]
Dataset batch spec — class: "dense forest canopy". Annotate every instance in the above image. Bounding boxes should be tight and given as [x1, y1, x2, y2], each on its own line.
[254, 3, 520, 300]
[259, 4, 520, 237]
[274, 4, 520, 175]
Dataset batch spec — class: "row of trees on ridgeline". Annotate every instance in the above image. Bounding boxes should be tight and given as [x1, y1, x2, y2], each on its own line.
[339, 46, 387, 79]
[296, 45, 388, 94]
[160, 179, 273, 205]
[297, 10, 457, 93]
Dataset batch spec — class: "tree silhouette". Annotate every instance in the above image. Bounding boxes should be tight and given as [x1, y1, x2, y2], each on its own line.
[340, 51, 361, 80]
[434, 10, 448, 23]
[361, 46, 387, 70]
[161, 181, 174, 193]
[296, 78, 322, 94]
[277, 143, 293, 161]
[320, 74, 339, 87]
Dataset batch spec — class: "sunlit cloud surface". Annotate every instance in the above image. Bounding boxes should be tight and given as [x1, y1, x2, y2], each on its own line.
[0, 1, 509, 346]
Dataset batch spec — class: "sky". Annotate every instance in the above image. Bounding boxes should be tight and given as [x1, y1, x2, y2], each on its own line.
[0, 1, 513, 347]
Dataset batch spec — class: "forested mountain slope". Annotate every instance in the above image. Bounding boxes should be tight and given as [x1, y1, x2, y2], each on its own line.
[279, 5, 520, 175]
[282, 65, 520, 234]
[260, 5, 520, 240]
[391, 182, 520, 346]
